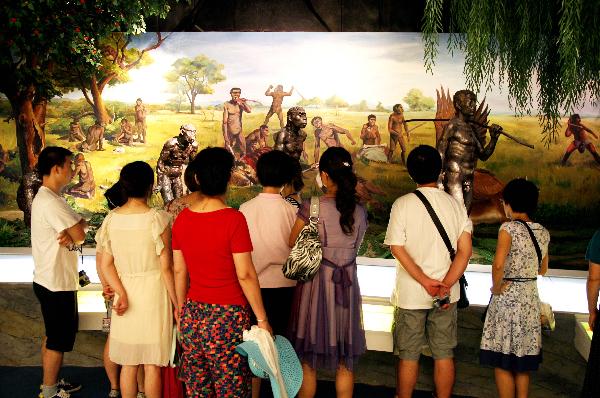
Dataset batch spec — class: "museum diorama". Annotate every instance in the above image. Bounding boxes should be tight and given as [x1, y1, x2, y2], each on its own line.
[0, 1, 599, 397]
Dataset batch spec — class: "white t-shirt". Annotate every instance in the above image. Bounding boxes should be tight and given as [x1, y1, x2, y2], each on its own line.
[384, 187, 473, 309]
[239, 193, 297, 288]
[31, 186, 82, 291]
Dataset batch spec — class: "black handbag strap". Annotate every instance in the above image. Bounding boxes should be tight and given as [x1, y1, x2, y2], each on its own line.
[513, 219, 542, 267]
[413, 190, 456, 261]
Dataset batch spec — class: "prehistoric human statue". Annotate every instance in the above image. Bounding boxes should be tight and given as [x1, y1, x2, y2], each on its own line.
[78, 121, 105, 152]
[263, 84, 294, 128]
[561, 113, 600, 166]
[311, 116, 356, 163]
[274, 106, 308, 162]
[68, 121, 86, 142]
[436, 90, 502, 211]
[134, 98, 147, 143]
[357, 114, 388, 163]
[242, 124, 272, 170]
[156, 124, 198, 203]
[388, 104, 410, 164]
[65, 153, 95, 199]
[115, 118, 134, 146]
[223, 87, 251, 158]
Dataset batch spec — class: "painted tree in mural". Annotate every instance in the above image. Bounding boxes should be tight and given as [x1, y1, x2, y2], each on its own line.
[165, 56, 226, 114]
[403, 88, 435, 111]
[71, 33, 167, 125]
[325, 95, 349, 108]
[0, 0, 174, 176]
[422, 0, 600, 145]
[296, 97, 322, 107]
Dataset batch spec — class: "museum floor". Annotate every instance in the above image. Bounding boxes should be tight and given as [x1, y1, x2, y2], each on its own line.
[0, 253, 588, 397]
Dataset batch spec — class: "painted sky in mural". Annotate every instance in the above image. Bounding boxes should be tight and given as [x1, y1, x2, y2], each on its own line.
[63, 32, 600, 115]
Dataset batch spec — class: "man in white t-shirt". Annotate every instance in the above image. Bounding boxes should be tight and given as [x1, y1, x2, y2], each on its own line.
[384, 145, 472, 398]
[31, 147, 88, 398]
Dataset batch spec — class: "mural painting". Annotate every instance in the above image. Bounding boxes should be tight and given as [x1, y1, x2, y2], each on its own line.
[0, 32, 598, 269]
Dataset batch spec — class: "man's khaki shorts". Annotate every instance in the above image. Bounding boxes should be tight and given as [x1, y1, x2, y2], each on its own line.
[392, 303, 457, 360]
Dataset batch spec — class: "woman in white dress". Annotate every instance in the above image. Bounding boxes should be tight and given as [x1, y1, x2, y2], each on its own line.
[96, 161, 176, 398]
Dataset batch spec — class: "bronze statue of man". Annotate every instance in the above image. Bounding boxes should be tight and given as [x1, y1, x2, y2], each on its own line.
[274, 106, 308, 162]
[156, 124, 198, 203]
[263, 84, 294, 128]
[436, 90, 502, 211]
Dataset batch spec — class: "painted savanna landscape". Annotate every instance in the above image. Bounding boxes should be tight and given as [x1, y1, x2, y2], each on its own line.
[0, 33, 598, 269]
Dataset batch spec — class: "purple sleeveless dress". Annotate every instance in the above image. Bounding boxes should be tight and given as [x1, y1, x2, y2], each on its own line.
[288, 197, 368, 371]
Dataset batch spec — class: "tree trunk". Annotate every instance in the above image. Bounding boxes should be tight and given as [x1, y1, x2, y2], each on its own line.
[90, 77, 112, 125]
[190, 94, 196, 114]
[11, 85, 44, 176]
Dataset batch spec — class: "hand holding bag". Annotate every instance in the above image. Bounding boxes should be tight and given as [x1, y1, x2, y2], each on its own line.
[283, 197, 322, 282]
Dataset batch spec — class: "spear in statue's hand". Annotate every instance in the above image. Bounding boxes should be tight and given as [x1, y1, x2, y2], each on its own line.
[403, 118, 535, 149]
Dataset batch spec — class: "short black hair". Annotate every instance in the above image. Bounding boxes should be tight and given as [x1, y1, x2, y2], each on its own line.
[184, 157, 200, 192]
[289, 157, 304, 192]
[311, 116, 322, 125]
[119, 161, 154, 199]
[37, 146, 73, 176]
[368, 114, 376, 120]
[194, 147, 234, 196]
[502, 178, 539, 217]
[105, 181, 126, 209]
[256, 150, 291, 187]
[260, 124, 268, 130]
[406, 145, 442, 184]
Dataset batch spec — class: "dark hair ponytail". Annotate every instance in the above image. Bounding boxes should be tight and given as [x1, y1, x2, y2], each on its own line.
[319, 147, 357, 234]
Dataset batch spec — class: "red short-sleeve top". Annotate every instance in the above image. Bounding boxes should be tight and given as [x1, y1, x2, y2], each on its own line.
[172, 207, 253, 305]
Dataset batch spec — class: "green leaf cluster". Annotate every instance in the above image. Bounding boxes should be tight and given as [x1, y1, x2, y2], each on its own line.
[422, 0, 600, 146]
[0, 0, 173, 101]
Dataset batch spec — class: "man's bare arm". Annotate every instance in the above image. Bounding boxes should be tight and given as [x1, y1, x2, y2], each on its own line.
[284, 86, 294, 96]
[222, 105, 230, 144]
[360, 124, 368, 140]
[331, 124, 356, 144]
[64, 219, 88, 245]
[441, 231, 472, 289]
[314, 132, 321, 163]
[265, 85, 273, 96]
[375, 127, 381, 145]
[390, 245, 447, 296]
[587, 262, 600, 329]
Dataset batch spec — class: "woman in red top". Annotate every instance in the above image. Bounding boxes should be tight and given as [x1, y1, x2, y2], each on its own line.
[172, 147, 272, 397]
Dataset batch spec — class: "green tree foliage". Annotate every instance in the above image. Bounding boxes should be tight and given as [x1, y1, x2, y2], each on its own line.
[348, 100, 369, 112]
[375, 101, 390, 113]
[296, 97, 322, 107]
[0, 0, 174, 174]
[59, 32, 166, 124]
[165, 56, 226, 114]
[422, 0, 600, 146]
[403, 89, 435, 111]
[325, 95, 349, 108]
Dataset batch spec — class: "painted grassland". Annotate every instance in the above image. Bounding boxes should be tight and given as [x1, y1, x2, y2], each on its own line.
[0, 104, 598, 268]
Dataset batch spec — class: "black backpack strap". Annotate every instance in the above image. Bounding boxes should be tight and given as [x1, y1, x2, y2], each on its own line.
[413, 190, 456, 261]
[513, 219, 542, 266]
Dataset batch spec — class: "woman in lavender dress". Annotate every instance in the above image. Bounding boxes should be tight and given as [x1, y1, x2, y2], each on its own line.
[288, 147, 367, 398]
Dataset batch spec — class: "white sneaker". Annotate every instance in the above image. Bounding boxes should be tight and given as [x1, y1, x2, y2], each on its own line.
[39, 389, 70, 398]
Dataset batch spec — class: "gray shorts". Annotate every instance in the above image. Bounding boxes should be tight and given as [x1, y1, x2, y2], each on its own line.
[392, 304, 457, 360]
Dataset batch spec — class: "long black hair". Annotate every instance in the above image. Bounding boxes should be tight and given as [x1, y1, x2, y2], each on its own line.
[319, 147, 357, 234]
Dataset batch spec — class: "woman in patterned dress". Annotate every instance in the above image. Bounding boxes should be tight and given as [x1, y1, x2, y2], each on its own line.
[172, 147, 272, 397]
[480, 178, 550, 398]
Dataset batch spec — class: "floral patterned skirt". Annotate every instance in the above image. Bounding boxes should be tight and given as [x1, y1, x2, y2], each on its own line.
[480, 282, 542, 372]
